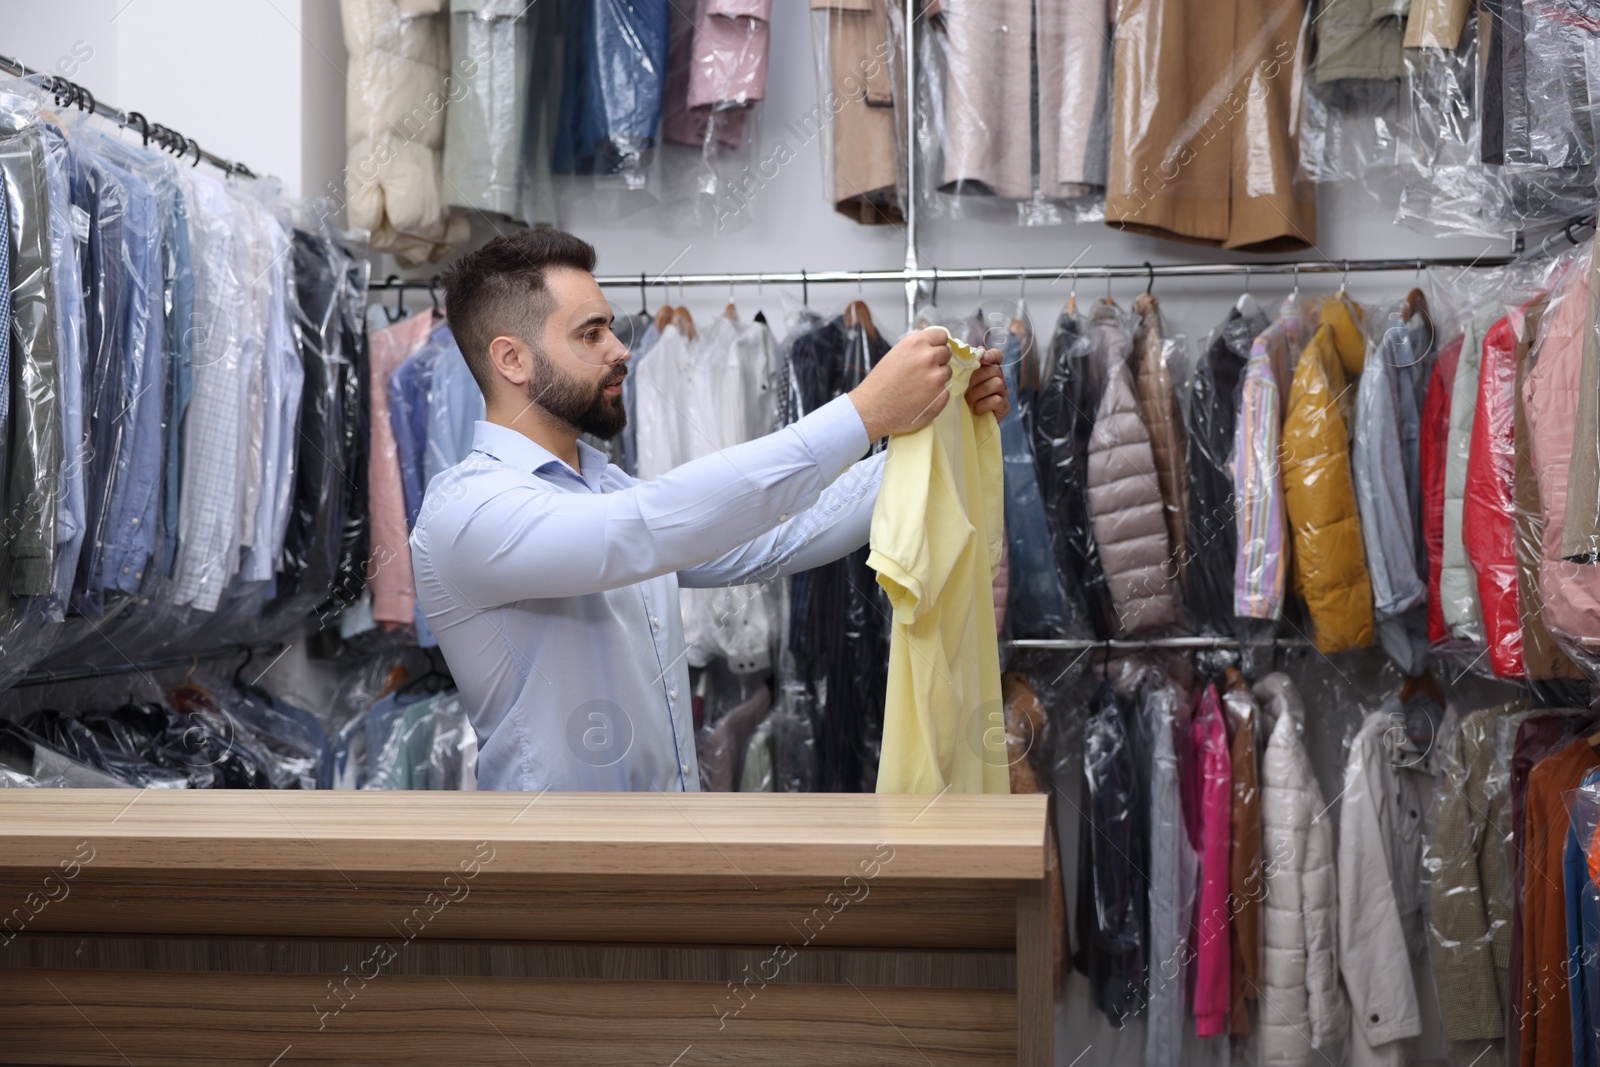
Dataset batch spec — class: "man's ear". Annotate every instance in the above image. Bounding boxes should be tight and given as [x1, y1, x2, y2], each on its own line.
[488, 335, 529, 387]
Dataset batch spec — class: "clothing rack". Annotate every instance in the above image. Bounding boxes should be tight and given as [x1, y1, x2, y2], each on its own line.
[365, 254, 1520, 303]
[1012, 637, 1315, 651]
[0, 50, 256, 178]
[10, 644, 285, 689]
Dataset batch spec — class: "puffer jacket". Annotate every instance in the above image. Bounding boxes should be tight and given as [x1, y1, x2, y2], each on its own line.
[1422, 335, 1463, 644]
[1187, 302, 1268, 632]
[1524, 252, 1600, 656]
[1256, 672, 1346, 1067]
[1132, 293, 1190, 595]
[1035, 308, 1115, 638]
[1087, 355, 1181, 636]
[1442, 303, 1497, 643]
[341, 0, 469, 265]
[1465, 309, 1531, 679]
[1282, 296, 1373, 653]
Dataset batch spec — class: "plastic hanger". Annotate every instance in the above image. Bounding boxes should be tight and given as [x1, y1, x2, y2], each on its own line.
[382, 275, 408, 324]
[428, 275, 444, 321]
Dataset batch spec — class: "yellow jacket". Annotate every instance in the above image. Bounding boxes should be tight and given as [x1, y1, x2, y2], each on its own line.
[1281, 297, 1374, 652]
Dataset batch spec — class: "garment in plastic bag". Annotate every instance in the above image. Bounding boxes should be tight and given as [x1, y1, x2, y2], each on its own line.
[659, 0, 770, 231]
[916, 0, 1103, 226]
[444, 0, 554, 226]
[1108, 0, 1316, 250]
[1085, 300, 1180, 636]
[1255, 671, 1347, 1065]
[554, 0, 670, 190]
[980, 302, 1073, 639]
[1282, 294, 1374, 653]
[1001, 672, 1067, 979]
[1427, 699, 1527, 1066]
[1130, 294, 1189, 600]
[697, 678, 772, 792]
[1234, 296, 1303, 625]
[1033, 303, 1114, 640]
[810, 0, 905, 225]
[1396, 14, 1514, 236]
[1074, 681, 1146, 1027]
[1442, 297, 1503, 646]
[339, 0, 467, 265]
[365, 689, 477, 790]
[1187, 298, 1268, 634]
[1141, 669, 1195, 1065]
[1352, 294, 1435, 675]
[1500, 1, 1600, 227]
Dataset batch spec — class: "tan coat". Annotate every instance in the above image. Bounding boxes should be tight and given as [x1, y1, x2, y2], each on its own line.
[1105, 0, 1315, 251]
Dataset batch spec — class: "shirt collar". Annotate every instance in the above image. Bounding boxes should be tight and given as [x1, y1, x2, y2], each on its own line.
[470, 421, 610, 484]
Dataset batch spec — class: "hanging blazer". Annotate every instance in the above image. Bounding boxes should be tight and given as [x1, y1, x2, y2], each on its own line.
[1281, 297, 1373, 653]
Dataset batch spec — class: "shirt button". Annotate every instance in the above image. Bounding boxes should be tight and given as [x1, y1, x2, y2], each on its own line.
[779, 513, 788, 522]
[680, 761, 690, 775]
[669, 689, 678, 701]
[130, 517, 139, 526]
[121, 566, 131, 575]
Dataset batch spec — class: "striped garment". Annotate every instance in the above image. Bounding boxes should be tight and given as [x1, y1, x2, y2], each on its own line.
[1232, 301, 1300, 619]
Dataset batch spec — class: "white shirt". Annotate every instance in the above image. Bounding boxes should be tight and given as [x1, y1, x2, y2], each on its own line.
[410, 395, 885, 792]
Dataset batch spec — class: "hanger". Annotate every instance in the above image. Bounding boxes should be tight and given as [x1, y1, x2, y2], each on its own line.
[801, 269, 810, 309]
[1403, 287, 1434, 338]
[673, 302, 698, 341]
[398, 648, 454, 698]
[1144, 261, 1155, 296]
[428, 275, 444, 321]
[382, 275, 408, 324]
[1399, 668, 1446, 709]
[724, 279, 739, 321]
[844, 299, 879, 345]
[654, 294, 676, 333]
[230, 645, 272, 702]
[1067, 270, 1077, 317]
[639, 273, 649, 317]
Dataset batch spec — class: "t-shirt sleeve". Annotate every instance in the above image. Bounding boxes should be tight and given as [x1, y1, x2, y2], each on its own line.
[868, 428, 973, 626]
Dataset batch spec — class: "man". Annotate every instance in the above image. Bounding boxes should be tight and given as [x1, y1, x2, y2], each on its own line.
[411, 228, 1010, 792]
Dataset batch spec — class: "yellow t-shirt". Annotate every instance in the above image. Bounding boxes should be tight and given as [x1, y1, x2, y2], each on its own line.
[869, 340, 1009, 795]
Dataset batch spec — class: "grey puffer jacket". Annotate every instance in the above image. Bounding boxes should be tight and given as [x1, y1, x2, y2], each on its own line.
[1086, 355, 1180, 635]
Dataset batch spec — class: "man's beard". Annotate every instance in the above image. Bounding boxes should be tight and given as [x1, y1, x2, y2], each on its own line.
[526, 347, 627, 440]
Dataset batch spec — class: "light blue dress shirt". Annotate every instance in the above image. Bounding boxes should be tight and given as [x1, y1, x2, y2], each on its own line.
[411, 394, 884, 792]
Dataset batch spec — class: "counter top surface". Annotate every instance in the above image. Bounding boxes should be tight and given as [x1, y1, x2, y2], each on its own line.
[0, 790, 1048, 880]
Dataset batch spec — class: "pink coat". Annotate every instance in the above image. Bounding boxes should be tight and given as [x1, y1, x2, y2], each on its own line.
[1192, 683, 1233, 1036]
[1525, 252, 1600, 649]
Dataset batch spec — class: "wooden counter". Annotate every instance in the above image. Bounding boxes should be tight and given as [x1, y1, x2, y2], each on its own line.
[0, 791, 1054, 1066]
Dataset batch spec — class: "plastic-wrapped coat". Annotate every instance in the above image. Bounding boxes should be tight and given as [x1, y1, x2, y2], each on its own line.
[1441, 303, 1496, 643]
[1281, 297, 1373, 652]
[1465, 309, 1530, 679]
[1257, 673, 1346, 1066]
[1188, 302, 1268, 632]
[1132, 293, 1189, 595]
[340, 0, 469, 265]
[1034, 309, 1114, 638]
[1087, 357, 1180, 635]
[1524, 254, 1600, 657]
[1422, 336, 1463, 644]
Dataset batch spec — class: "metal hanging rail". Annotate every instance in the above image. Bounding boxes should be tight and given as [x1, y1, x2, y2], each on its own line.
[365, 254, 1518, 296]
[1012, 637, 1315, 651]
[0, 51, 256, 178]
[10, 644, 284, 688]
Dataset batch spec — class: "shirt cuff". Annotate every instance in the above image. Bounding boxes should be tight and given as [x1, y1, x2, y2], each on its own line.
[791, 394, 870, 479]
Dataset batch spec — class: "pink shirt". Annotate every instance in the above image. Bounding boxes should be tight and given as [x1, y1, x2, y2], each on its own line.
[662, 0, 771, 149]
[368, 314, 435, 627]
[1192, 683, 1233, 1036]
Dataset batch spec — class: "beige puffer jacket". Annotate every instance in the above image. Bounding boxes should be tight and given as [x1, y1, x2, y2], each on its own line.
[1256, 672, 1347, 1067]
[1132, 293, 1189, 593]
[341, 0, 470, 265]
[1086, 357, 1180, 635]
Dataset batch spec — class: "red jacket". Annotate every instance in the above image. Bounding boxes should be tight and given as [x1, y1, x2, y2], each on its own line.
[1421, 336, 1463, 645]
[1463, 312, 1526, 678]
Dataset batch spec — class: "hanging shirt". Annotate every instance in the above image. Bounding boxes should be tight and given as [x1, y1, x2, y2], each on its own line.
[368, 314, 435, 627]
[870, 340, 1006, 795]
[412, 395, 882, 792]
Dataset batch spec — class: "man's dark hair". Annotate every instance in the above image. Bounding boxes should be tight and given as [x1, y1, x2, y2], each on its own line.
[440, 226, 598, 394]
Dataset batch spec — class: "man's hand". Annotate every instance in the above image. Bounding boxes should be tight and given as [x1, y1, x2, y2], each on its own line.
[966, 347, 1009, 422]
[849, 326, 955, 440]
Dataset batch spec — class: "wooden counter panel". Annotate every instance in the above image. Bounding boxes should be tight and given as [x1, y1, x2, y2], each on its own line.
[0, 968, 1018, 1066]
[0, 790, 1047, 879]
[0, 869, 1018, 950]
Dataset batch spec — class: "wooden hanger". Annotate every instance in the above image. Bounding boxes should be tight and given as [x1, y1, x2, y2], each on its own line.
[1403, 287, 1435, 340]
[673, 305, 698, 341]
[654, 302, 675, 333]
[1399, 669, 1445, 709]
[723, 301, 739, 321]
[844, 300, 879, 346]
